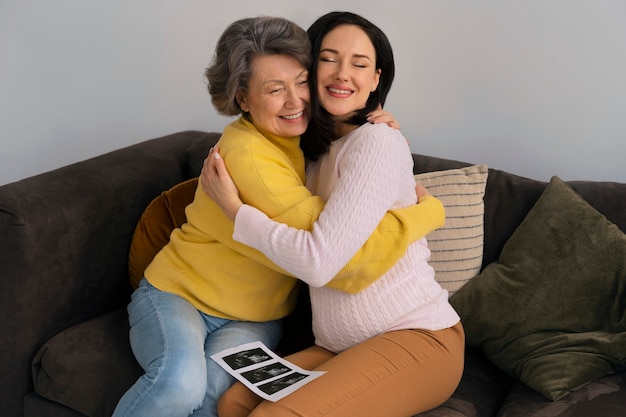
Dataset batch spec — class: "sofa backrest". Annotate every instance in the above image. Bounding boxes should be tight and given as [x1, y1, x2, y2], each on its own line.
[413, 153, 626, 269]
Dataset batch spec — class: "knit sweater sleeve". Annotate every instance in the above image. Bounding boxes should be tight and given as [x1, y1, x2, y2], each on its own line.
[205, 120, 441, 282]
[233, 125, 445, 292]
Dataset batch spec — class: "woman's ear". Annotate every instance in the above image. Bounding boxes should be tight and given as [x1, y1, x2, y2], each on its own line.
[371, 69, 381, 92]
[236, 91, 249, 112]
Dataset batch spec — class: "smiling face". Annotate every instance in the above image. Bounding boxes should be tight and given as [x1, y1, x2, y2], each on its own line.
[237, 54, 310, 138]
[316, 24, 381, 133]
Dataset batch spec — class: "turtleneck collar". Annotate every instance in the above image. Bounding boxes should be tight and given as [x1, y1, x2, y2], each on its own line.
[241, 113, 302, 158]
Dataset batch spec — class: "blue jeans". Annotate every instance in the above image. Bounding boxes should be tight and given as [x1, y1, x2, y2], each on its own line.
[112, 278, 282, 417]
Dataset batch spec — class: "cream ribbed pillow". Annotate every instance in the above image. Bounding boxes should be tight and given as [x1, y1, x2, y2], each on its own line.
[415, 165, 488, 296]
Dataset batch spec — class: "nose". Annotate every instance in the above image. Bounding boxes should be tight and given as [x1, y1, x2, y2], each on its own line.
[284, 89, 297, 108]
[285, 87, 304, 108]
[334, 62, 349, 81]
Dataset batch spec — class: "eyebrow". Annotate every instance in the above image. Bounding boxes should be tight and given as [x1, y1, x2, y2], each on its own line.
[262, 80, 285, 86]
[261, 69, 308, 86]
[320, 48, 373, 61]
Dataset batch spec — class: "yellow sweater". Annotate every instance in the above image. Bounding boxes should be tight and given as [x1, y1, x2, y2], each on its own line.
[146, 116, 444, 322]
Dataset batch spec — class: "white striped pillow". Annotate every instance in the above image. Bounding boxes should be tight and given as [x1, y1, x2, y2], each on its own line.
[415, 165, 488, 297]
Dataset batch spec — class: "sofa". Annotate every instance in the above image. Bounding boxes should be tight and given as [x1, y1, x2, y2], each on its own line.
[1, 130, 625, 417]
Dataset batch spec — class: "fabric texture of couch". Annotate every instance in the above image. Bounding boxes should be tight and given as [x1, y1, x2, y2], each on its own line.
[1, 130, 625, 417]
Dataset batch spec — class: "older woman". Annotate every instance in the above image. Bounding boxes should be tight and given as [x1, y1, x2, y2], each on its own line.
[113, 16, 429, 417]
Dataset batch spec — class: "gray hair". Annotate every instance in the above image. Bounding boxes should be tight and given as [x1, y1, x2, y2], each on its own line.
[205, 16, 311, 116]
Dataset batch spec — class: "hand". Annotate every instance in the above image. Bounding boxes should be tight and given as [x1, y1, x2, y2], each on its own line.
[200, 146, 243, 222]
[415, 182, 431, 202]
[366, 104, 400, 130]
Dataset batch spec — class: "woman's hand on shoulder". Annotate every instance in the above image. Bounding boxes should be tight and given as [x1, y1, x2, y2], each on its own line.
[200, 146, 244, 222]
[366, 104, 400, 130]
[415, 182, 431, 202]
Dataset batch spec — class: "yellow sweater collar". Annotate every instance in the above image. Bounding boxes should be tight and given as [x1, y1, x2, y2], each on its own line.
[240, 114, 302, 160]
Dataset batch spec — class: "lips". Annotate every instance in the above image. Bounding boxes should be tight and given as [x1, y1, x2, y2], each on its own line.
[281, 111, 305, 120]
[327, 86, 353, 96]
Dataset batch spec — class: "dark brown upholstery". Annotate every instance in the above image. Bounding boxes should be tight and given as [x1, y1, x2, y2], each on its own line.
[1, 130, 625, 417]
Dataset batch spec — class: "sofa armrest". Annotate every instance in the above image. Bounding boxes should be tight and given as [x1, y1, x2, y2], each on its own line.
[0, 130, 208, 417]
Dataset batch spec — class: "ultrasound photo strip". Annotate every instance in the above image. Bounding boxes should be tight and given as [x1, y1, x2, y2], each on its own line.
[211, 341, 325, 402]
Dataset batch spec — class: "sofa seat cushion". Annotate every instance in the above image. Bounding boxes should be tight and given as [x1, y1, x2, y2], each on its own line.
[416, 347, 512, 417]
[23, 391, 89, 417]
[451, 176, 626, 401]
[497, 370, 626, 417]
[32, 308, 142, 417]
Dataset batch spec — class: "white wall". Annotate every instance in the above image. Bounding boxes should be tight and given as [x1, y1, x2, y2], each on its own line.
[1, 0, 625, 185]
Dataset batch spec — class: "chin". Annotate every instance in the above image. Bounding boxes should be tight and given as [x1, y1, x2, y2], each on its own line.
[283, 126, 307, 138]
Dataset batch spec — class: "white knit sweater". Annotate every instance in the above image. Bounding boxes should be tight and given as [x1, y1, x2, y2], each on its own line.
[233, 123, 460, 353]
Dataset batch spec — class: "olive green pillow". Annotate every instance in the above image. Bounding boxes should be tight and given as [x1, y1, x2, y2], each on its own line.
[450, 176, 626, 401]
[128, 178, 197, 289]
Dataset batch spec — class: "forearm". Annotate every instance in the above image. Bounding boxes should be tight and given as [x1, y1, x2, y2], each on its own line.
[387, 195, 445, 242]
[233, 127, 424, 292]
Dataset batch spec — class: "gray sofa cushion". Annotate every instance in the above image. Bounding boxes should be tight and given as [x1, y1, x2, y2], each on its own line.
[32, 308, 142, 417]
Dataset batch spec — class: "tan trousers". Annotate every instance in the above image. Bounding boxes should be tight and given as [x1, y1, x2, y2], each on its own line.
[218, 322, 465, 417]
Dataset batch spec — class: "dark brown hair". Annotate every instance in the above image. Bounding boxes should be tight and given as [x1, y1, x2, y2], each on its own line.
[302, 11, 396, 160]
